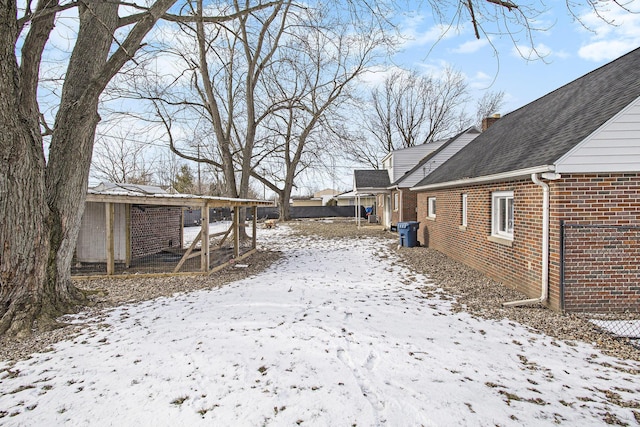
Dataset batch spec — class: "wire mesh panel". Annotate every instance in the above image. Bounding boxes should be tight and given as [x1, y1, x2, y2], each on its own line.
[561, 222, 640, 340]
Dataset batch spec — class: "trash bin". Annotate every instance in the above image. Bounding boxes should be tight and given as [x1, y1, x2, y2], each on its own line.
[397, 221, 420, 247]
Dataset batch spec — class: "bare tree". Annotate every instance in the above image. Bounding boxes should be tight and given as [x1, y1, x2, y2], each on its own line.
[1, 0, 633, 338]
[0, 0, 182, 337]
[140, 1, 389, 221]
[92, 130, 156, 184]
[344, 67, 469, 167]
[474, 90, 505, 126]
[250, 4, 387, 220]
[0, 0, 279, 338]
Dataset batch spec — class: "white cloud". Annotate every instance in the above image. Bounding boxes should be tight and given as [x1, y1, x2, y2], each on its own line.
[396, 13, 457, 49]
[452, 38, 489, 54]
[357, 65, 406, 88]
[576, 6, 640, 61]
[468, 71, 494, 90]
[578, 40, 637, 61]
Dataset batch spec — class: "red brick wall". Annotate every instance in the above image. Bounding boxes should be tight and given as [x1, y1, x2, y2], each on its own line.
[130, 206, 183, 259]
[391, 189, 419, 224]
[416, 173, 640, 313]
[550, 174, 640, 313]
[416, 179, 546, 307]
[561, 225, 639, 312]
[401, 189, 418, 222]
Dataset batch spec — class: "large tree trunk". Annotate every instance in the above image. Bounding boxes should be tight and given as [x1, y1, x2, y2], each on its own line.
[277, 186, 292, 221]
[1, 1, 57, 337]
[44, 0, 120, 310]
[1, 0, 176, 338]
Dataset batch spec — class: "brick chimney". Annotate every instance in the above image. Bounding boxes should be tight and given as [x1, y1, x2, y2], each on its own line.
[481, 114, 501, 131]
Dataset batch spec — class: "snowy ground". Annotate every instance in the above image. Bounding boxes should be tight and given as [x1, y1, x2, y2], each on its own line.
[1, 225, 639, 426]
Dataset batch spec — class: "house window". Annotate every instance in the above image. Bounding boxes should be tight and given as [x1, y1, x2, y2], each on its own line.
[393, 192, 399, 211]
[427, 197, 436, 218]
[461, 193, 467, 227]
[492, 191, 514, 239]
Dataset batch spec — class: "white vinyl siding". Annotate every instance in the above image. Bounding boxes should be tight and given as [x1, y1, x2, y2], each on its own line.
[556, 97, 640, 173]
[385, 140, 449, 183]
[491, 191, 514, 240]
[397, 129, 479, 188]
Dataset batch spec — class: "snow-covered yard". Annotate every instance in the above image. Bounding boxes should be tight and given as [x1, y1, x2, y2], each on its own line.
[1, 225, 639, 426]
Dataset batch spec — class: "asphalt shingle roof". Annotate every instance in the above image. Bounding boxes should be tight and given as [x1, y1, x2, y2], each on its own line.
[415, 47, 640, 188]
[354, 169, 390, 189]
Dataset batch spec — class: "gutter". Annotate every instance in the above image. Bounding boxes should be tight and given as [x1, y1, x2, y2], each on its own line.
[410, 165, 555, 192]
[503, 172, 561, 307]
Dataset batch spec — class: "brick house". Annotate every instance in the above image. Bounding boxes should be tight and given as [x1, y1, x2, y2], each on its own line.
[411, 48, 640, 313]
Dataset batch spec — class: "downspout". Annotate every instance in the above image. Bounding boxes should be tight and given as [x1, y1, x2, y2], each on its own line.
[503, 173, 550, 307]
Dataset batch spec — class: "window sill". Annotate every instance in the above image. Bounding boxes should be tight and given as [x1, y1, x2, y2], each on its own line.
[487, 235, 513, 247]
[458, 225, 467, 231]
[425, 216, 435, 221]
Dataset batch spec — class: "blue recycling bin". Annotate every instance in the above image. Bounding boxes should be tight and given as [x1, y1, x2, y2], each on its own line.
[397, 221, 420, 247]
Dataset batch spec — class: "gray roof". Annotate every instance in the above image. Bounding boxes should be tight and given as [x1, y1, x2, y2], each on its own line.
[354, 169, 390, 190]
[415, 47, 640, 188]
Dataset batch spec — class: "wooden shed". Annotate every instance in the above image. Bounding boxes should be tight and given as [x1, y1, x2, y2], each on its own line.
[74, 187, 273, 278]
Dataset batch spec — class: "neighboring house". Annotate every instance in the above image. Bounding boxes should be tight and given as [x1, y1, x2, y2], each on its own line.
[411, 47, 640, 314]
[335, 190, 376, 208]
[388, 128, 480, 227]
[290, 189, 339, 207]
[291, 197, 323, 207]
[352, 129, 480, 229]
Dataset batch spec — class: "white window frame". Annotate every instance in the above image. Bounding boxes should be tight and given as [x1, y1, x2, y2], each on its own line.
[491, 191, 514, 240]
[461, 193, 468, 227]
[393, 192, 399, 211]
[427, 196, 436, 218]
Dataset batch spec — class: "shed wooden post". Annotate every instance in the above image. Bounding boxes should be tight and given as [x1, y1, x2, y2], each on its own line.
[125, 204, 131, 268]
[233, 206, 240, 258]
[252, 206, 257, 249]
[105, 202, 115, 275]
[201, 203, 210, 272]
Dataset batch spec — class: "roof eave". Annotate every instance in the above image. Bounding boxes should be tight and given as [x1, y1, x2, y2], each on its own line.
[410, 165, 556, 191]
[354, 187, 391, 194]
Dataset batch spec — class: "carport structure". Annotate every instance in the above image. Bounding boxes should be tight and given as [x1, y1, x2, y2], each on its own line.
[74, 189, 273, 278]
